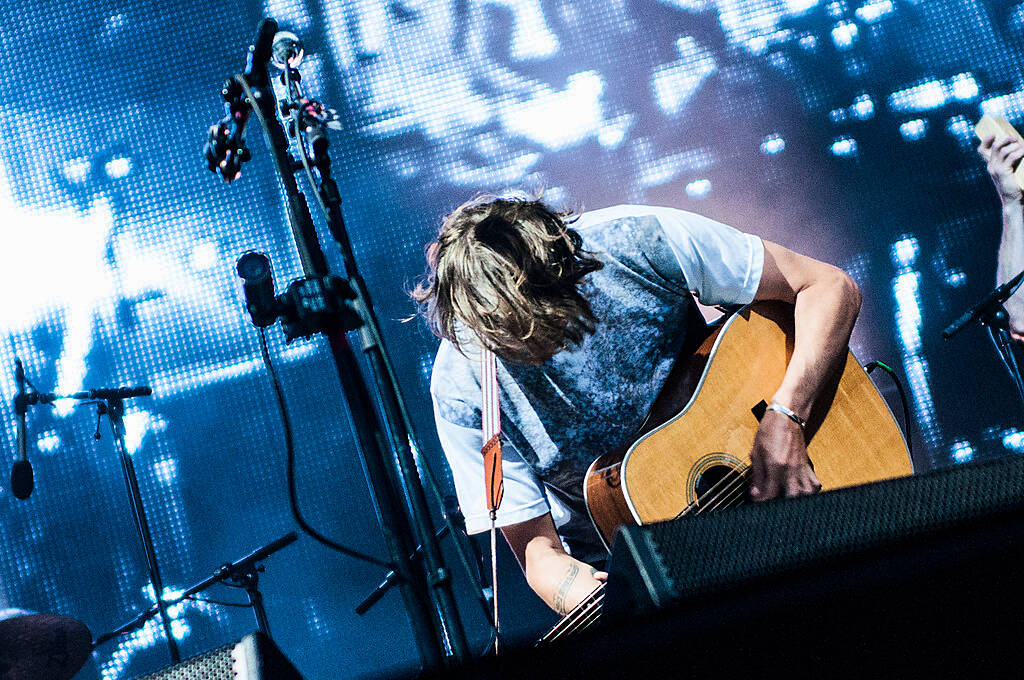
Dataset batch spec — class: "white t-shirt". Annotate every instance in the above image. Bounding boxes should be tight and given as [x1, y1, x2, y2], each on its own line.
[430, 205, 764, 562]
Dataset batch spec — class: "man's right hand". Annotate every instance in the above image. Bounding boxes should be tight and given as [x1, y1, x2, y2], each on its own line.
[979, 133, 1024, 204]
[748, 409, 821, 501]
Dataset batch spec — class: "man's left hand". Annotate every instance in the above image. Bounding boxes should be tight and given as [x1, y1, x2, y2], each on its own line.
[748, 411, 821, 501]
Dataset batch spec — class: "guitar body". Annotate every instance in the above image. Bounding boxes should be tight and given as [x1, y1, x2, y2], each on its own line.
[584, 301, 913, 549]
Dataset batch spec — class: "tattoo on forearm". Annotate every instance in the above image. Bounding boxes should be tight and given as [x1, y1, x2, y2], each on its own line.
[552, 564, 579, 615]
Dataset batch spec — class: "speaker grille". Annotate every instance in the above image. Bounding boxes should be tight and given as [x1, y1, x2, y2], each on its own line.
[638, 454, 1024, 600]
[136, 642, 236, 680]
[133, 633, 301, 680]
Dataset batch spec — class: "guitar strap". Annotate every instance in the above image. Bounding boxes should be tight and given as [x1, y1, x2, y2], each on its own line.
[481, 347, 504, 653]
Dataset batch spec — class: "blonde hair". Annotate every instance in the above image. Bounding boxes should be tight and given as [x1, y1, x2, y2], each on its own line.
[412, 195, 603, 364]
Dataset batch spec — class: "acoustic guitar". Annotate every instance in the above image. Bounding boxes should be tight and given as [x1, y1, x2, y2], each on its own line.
[539, 301, 913, 645]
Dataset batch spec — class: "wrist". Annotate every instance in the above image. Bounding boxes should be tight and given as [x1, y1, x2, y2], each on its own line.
[770, 385, 809, 416]
[766, 402, 807, 432]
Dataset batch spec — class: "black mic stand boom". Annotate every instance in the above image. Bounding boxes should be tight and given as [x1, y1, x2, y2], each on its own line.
[943, 268, 1024, 414]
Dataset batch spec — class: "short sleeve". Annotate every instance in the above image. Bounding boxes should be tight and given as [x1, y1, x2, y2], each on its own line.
[433, 397, 551, 534]
[647, 206, 764, 306]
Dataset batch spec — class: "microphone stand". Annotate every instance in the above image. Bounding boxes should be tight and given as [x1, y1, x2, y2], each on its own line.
[32, 386, 179, 664]
[943, 268, 1024, 413]
[12, 358, 32, 499]
[211, 19, 468, 669]
[278, 58, 474, 660]
[104, 395, 180, 664]
[95, 532, 298, 647]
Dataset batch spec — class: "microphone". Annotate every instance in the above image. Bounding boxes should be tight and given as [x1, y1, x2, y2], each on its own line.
[11, 359, 33, 500]
[271, 31, 304, 71]
[237, 252, 279, 327]
[71, 387, 153, 401]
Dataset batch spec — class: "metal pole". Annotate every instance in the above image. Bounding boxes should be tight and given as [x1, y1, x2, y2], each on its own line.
[312, 121, 471, 663]
[106, 398, 180, 664]
[247, 73, 447, 670]
[237, 569, 273, 638]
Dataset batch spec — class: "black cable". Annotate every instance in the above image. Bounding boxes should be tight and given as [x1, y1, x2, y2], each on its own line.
[863, 360, 914, 463]
[1001, 330, 1024, 405]
[988, 325, 1015, 376]
[257, 327, 391, 568]
[236, 72, 389, 568]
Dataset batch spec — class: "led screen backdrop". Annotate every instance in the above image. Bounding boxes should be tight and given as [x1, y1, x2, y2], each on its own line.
[1, 0, 1023, 677]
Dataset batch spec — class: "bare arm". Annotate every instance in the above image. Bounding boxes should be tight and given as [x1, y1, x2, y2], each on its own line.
[748, 240, 862, 500]
[756, 241, 862, 418]
[996, 200, 1024, 339]
[979, 133, 1024, 339]
[501, 513, 607, 615]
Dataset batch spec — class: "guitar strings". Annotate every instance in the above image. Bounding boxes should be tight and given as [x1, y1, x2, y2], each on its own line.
[553, 594, 604, 641]
[698, 481, 748, 515]
[544, 472, 747, 646]
[553, 587, 603, 637]
[678, 467, 746, 516]
[675, 465, 751, 518]
[549, 591, 607, 642]
[539, 583, 605, 644]
[561, 593, 606, 637]
[673, 468, 749, 521]
[696, 467, 752, 515]
[540, 590, 596, 642]
[541, 592, 603, 644]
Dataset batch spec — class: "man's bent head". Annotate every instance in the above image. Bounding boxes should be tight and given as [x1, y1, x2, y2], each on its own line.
[413, 195, 603, 364]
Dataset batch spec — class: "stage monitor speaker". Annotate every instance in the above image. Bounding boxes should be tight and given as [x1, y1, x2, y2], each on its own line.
[133, 632, 303, 680]
[422, 456, 1024, 679]
[605, 453, 1024, 621]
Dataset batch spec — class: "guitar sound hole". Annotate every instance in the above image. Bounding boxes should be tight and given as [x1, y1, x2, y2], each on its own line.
[694, 464, 747, 510]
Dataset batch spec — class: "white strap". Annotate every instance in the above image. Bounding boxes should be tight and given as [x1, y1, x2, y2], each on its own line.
[481, 347, 501, 653]
[481, 348, 501, 444]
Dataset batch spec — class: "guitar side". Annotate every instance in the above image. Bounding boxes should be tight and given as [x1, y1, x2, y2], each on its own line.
[584, 302, 913, 549]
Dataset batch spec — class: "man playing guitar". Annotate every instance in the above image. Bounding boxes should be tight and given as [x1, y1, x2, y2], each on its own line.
[414, 196, 861, 615]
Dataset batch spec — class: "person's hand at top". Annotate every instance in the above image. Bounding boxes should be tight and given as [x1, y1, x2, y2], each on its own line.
[979, 133, 1024, 204]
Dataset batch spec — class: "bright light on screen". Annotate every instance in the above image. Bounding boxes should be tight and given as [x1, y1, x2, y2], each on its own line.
[1, 0, 1023, 676]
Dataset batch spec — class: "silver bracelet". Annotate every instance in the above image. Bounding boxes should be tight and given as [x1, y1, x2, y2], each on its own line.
[766, 402, 807, 431]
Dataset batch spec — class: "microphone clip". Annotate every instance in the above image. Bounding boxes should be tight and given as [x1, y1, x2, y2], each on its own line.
[12, 387, 31, 417]
[204, 77, 254, 183]
[11, 358, 36, 500]
[203, 18, 278, 183]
